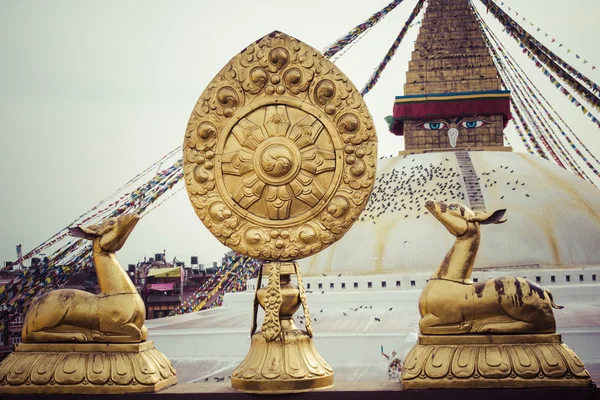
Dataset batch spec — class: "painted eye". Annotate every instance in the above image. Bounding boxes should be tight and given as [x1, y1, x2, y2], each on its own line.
[420, 122, 447, 130]
[460, 120, 488, 129]
[448, 205, 456, 210]
[108, 220, 116, 226]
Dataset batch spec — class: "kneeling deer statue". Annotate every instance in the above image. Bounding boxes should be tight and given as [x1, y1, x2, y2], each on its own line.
[22, 213, 147, 343]
[419, 200, 562, 335]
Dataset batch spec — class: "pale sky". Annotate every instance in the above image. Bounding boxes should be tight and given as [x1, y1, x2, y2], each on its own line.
[1, 0, 599, 267]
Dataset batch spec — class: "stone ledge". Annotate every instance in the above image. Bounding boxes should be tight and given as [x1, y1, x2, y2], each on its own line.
[0, 382, 596, 399]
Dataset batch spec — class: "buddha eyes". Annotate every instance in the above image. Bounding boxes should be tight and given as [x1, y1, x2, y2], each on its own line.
[460, 120, 489, 129]
[420, 122, 448, 130]
[417, 120, 489, 130]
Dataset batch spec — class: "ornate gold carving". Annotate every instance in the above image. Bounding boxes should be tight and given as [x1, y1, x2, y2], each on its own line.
[260, 263, 282, 341]
[294, 263, 313, 338]
[23, 213, 147, 343]
[186, 31, 373, 393]
[419, 200, 560, 334]
[402, 334, 591, 389]
[251, 264, 263, 337]
[0, 342, 177, 394]
[231, 330, 333, 393]
[184, 31, 377, 261]
[234, 262, 333, 393]
[0, 214, 177, 394]
[401, 200, 591, 389]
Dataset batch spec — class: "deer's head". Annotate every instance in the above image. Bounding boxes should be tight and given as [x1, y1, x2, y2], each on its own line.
[425, 200, 506, 237]
[69, 213, 140, 253]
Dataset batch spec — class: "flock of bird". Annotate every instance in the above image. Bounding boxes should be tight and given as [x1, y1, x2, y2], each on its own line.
[361, 157, 466, 222]
[358, 155, 531, 224]
[293, 305, 395, 323]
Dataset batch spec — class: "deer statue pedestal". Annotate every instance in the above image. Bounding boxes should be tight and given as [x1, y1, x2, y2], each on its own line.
[402, 334, 590, 389]
[0, 341, 176, 394]
[0, 214, 177, 394]
[402, 200, 591, 389]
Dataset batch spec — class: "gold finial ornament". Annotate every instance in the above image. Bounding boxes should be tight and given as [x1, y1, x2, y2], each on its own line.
[0, 214, 177, 394]
[401, 201, 591, 389]
[184, 31, 377, 393]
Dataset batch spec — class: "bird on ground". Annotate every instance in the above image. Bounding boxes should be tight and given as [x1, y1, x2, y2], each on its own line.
[343, 312, 347, 316]
[374, 317, 381, 322]
[389, 307, 393, 311]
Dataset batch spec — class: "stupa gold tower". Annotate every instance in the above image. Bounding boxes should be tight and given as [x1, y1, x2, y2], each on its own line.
[390, 0, 511, 153]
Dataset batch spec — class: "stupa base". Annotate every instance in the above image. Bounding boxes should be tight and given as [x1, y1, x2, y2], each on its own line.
[231, 329, 334, 394]
[402, 333, 591, 389]
[0, 340, 177, 394]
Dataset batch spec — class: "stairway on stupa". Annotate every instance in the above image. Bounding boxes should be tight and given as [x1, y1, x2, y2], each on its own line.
[455, 151, 486, 211]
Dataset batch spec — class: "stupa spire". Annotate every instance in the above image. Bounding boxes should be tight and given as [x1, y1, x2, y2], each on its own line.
[390, 0, 512, 153]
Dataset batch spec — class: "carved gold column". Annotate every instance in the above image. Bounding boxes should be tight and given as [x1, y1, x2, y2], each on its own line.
[183, 31, 377, 393]
[231, 262, 333, 393]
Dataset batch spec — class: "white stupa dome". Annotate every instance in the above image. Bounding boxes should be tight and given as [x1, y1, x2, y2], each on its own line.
[299, 151, 600, 276]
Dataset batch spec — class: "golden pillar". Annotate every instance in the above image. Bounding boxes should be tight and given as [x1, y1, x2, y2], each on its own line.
[183, 31, 377, 393]
[0, 214, 177, 394]
[401, 200, 591, 389]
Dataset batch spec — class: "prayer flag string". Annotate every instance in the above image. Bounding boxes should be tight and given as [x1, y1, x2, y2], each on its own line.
[170, 255, 262, 315]
[361, 0, 426, 96]
[496, 1, 599, 84]
[322, 0, 406, 59]
[475, 11, 596, 183]
[480, 0, 600, 114]
[475, 10, 600, 182]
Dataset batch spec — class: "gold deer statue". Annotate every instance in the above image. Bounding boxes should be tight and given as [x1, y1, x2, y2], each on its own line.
[419, 200, 562, 335]
[22, 213, 148, 343]
[401, 200, 591, 389]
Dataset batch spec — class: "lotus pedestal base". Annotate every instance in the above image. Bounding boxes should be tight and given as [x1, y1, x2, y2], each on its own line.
[402, 334, 591, 389]
[231, 329, 334, 394]
[0, 340, 177, 394]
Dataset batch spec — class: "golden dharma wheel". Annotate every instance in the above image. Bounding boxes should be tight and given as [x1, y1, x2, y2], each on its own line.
[183, 31, 377, 261]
